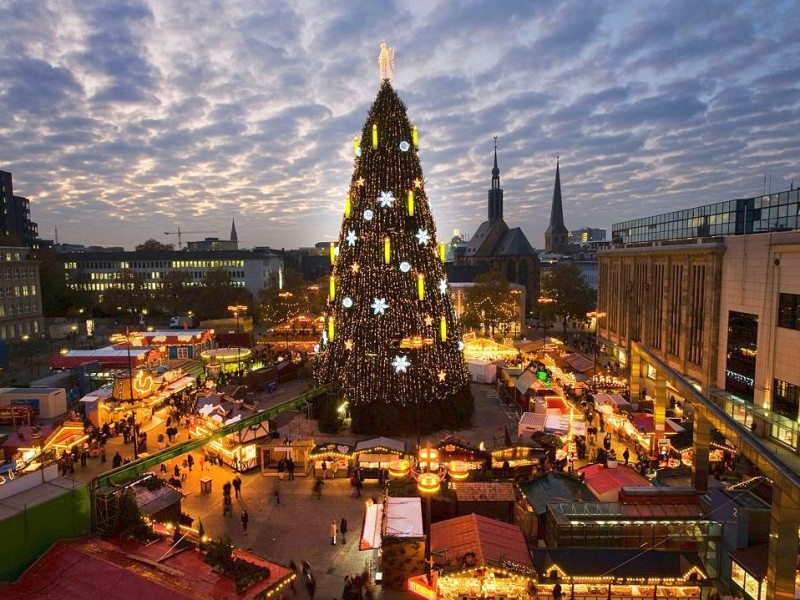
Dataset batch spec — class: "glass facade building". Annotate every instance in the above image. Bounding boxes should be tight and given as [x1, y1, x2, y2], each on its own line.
[612, 188, 800, 244]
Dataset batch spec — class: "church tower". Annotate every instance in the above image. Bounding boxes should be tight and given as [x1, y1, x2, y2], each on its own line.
[545, 158, 569, 253]
[230, 218, 238, 243]
[487, 137, 504, 222]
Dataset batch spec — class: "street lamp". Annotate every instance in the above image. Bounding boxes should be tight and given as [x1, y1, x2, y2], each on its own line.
[70, 324, 78, 348]
[537, 296, 555, 342]
[388, 444, 470, 584]
[227, 304, 248, 376]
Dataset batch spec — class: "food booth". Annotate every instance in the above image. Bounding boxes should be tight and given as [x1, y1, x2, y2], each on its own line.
[308, 442, 353, 478]
[532, 548, 707, 599]
[260, 437, 315, 477]
[190, 394, 270, 471]
[354, 437, 407, 480]
[435, 437, 491, 472]
[428, 513, 536, 600]
[491, 446, 548, 474]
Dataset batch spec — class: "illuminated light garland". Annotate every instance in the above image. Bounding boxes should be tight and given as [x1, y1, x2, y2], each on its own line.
[372, 123, 378, 148]
[407, 190, 415, 216]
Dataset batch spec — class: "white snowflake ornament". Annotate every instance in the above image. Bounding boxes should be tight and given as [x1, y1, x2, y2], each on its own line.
[371, 298, 389, 315]
[392, 355, 411, 373]
[378, 190, 395, 208]
[416, 228, 431, 245]
[346, 230, 358, 246]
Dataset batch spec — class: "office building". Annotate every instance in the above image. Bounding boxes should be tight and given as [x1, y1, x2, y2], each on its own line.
[0, 246, 44, 341]
[0, 171, 40, 249]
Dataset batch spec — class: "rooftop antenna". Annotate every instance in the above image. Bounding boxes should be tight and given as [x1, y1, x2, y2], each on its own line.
[54, 225, 59, 245]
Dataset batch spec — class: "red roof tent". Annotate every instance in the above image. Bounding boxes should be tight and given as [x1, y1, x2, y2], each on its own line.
[48, 347, 152, 370]
[579, 463, 652, 503]
[1, 537, 293, 600]
[1, 425, 55, 461]
[430, 513, 533, 568]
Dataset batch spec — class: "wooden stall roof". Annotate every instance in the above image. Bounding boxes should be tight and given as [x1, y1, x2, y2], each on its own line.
[353, 436, 406, 455]
[533, 548, 705, 580]
[431, 513, 532, 569]
[453, 482, 516, 503]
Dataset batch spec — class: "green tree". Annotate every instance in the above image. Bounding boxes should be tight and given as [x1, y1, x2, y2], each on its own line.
[194, 268, 251, 318]
[156, 270, 191, 316]
[461, 271, 519, 337]
[34, 248, 92, 316]
[540, 263, 596, 337]
[135, 239, 175, 252]
[258, 268, 328, 327]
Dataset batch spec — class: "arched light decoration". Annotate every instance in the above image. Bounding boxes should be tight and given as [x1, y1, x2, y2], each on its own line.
[329, 242, 336, 265]
[407, 190, 415, 216]
[448, 461, 470, 480]
[353, 136, 360, 158]
[418, 447, 439, 470]
[417, 274, 425, 300]
[327, 317, 335, 342]
[344, 194, 351, 218]
[372, 123, 378, 149]
[384, 236, 391, 264]
[417, 472, 441, 495]
[440, 316, 447, 341]
[412, 125, 418, 149]
[439, 242, 446, 262]
[329, 275, 336, 300]
[387, 458, 411, 479]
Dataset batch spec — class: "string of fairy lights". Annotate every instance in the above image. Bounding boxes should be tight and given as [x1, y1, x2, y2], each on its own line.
[314, 81, 470, 407]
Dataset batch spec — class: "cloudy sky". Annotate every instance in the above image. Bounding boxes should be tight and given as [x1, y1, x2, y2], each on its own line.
[1, 0, 798, 251]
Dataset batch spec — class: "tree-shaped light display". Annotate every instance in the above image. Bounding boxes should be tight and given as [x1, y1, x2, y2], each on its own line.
[314, 79, 472, 434]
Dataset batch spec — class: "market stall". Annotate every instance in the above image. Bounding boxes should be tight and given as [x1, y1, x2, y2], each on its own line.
[491, 445, 547, 474]
[532, 548, 706, 599]
[354, 437, 406, 480]
[434, 437, 491, 472]
[308, 442, 353, 478]
[260, 438, 315, 477]
[189, 394, 269, 471]
[429, 513, 536, 600]
[592, 393, 631, 414]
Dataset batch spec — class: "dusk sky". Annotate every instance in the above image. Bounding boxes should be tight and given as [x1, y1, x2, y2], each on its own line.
[1, 0, 798, 251]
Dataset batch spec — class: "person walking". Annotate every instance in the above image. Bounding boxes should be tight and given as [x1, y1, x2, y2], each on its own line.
[321, 460, 328, 480]
[287, 458, 295, 480]
[340, 517, 348, 544]
[187, 454, 194, 471]
[330, 520, 337, 545]
[312, 478, 324, 499]
[223, 495, 233, 517]
[232, 475, 242, 499]
[623, 447, 630, 466]
[241, 509, 249, 533]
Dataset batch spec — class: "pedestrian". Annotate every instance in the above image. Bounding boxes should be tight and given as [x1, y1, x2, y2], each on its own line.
[100, 445, 107, 463]
[287, 458, 295, 480]
[223, 495, 233, 516]
[241, 509, 249, 533]
[623, 447, 630, 466]
[330, 520, 337, 545]
[160, 462, 167, 475]
[112, 451, 123, 469]
[340, 517, 348, 544]
[289, 560, 298, 593]
[199, 454, 206, 472]
[356, 476, 363, 498]
[223, 481, 232, 498]
[321, 459, 328, 479]
[187, 454, 194, 471]
[312, 478, 324, 500]
[80, 449, 88, 467]
[273, 481, 281, 505]
[233, 475, 242, 498]
[552, 582, 562, 600]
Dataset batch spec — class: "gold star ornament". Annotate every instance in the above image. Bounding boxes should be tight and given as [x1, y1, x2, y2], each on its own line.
[356, 177, 365, 187]
[438, 370, 447, 382]
[413, 178, 422, 189]
[345, 339, 354, 350]
[424, 315, 434, 326]
[351, 263, 360, 273]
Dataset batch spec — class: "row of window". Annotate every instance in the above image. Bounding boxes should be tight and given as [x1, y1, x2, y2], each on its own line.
[0, 319, 41, 340]
[0, 300, 40, 317]
[0, 285, 36, 298]
[73, 280, 247, 292]
[0, 267, 37, 279]
[68, 259, 248, 271]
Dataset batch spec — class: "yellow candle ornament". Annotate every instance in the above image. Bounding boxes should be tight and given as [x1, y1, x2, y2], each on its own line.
[372, 124, 378, 149]
[353, 136, 360, 158]
[417, 274, 425, 300]
[439, 242, 446, 262]
[328, 317, 335, 342]
[384, 236, 391, 264]
[329, 275, 336, 300]
[440, 317, 447, 341]
[344, 194, 351, 218]
[329, 242, 336, 265]
[412, 125, 418, 149]
[407, 190, 415, 216]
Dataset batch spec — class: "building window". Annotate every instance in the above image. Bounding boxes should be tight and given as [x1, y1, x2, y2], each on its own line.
[725, 311, 758, 402]
[773, 378, 800, 420]
[778, 293, 800, 330]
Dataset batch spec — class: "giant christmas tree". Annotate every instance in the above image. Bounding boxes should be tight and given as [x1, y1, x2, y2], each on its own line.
[314, 75, 472, 434]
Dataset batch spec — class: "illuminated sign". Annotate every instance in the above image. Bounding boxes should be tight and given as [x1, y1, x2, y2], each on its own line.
[407, 573, 438, 600]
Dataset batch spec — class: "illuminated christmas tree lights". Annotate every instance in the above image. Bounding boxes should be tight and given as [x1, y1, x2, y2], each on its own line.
[314, 78, 472, 434]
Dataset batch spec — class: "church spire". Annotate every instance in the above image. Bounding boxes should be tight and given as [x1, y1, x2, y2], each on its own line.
[230, 218, 238, 242]
[545, 157, 569, 253]
[488, 136, 504, 222]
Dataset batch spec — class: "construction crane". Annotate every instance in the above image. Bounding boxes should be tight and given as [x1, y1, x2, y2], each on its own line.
[163, 227, 216, 250]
